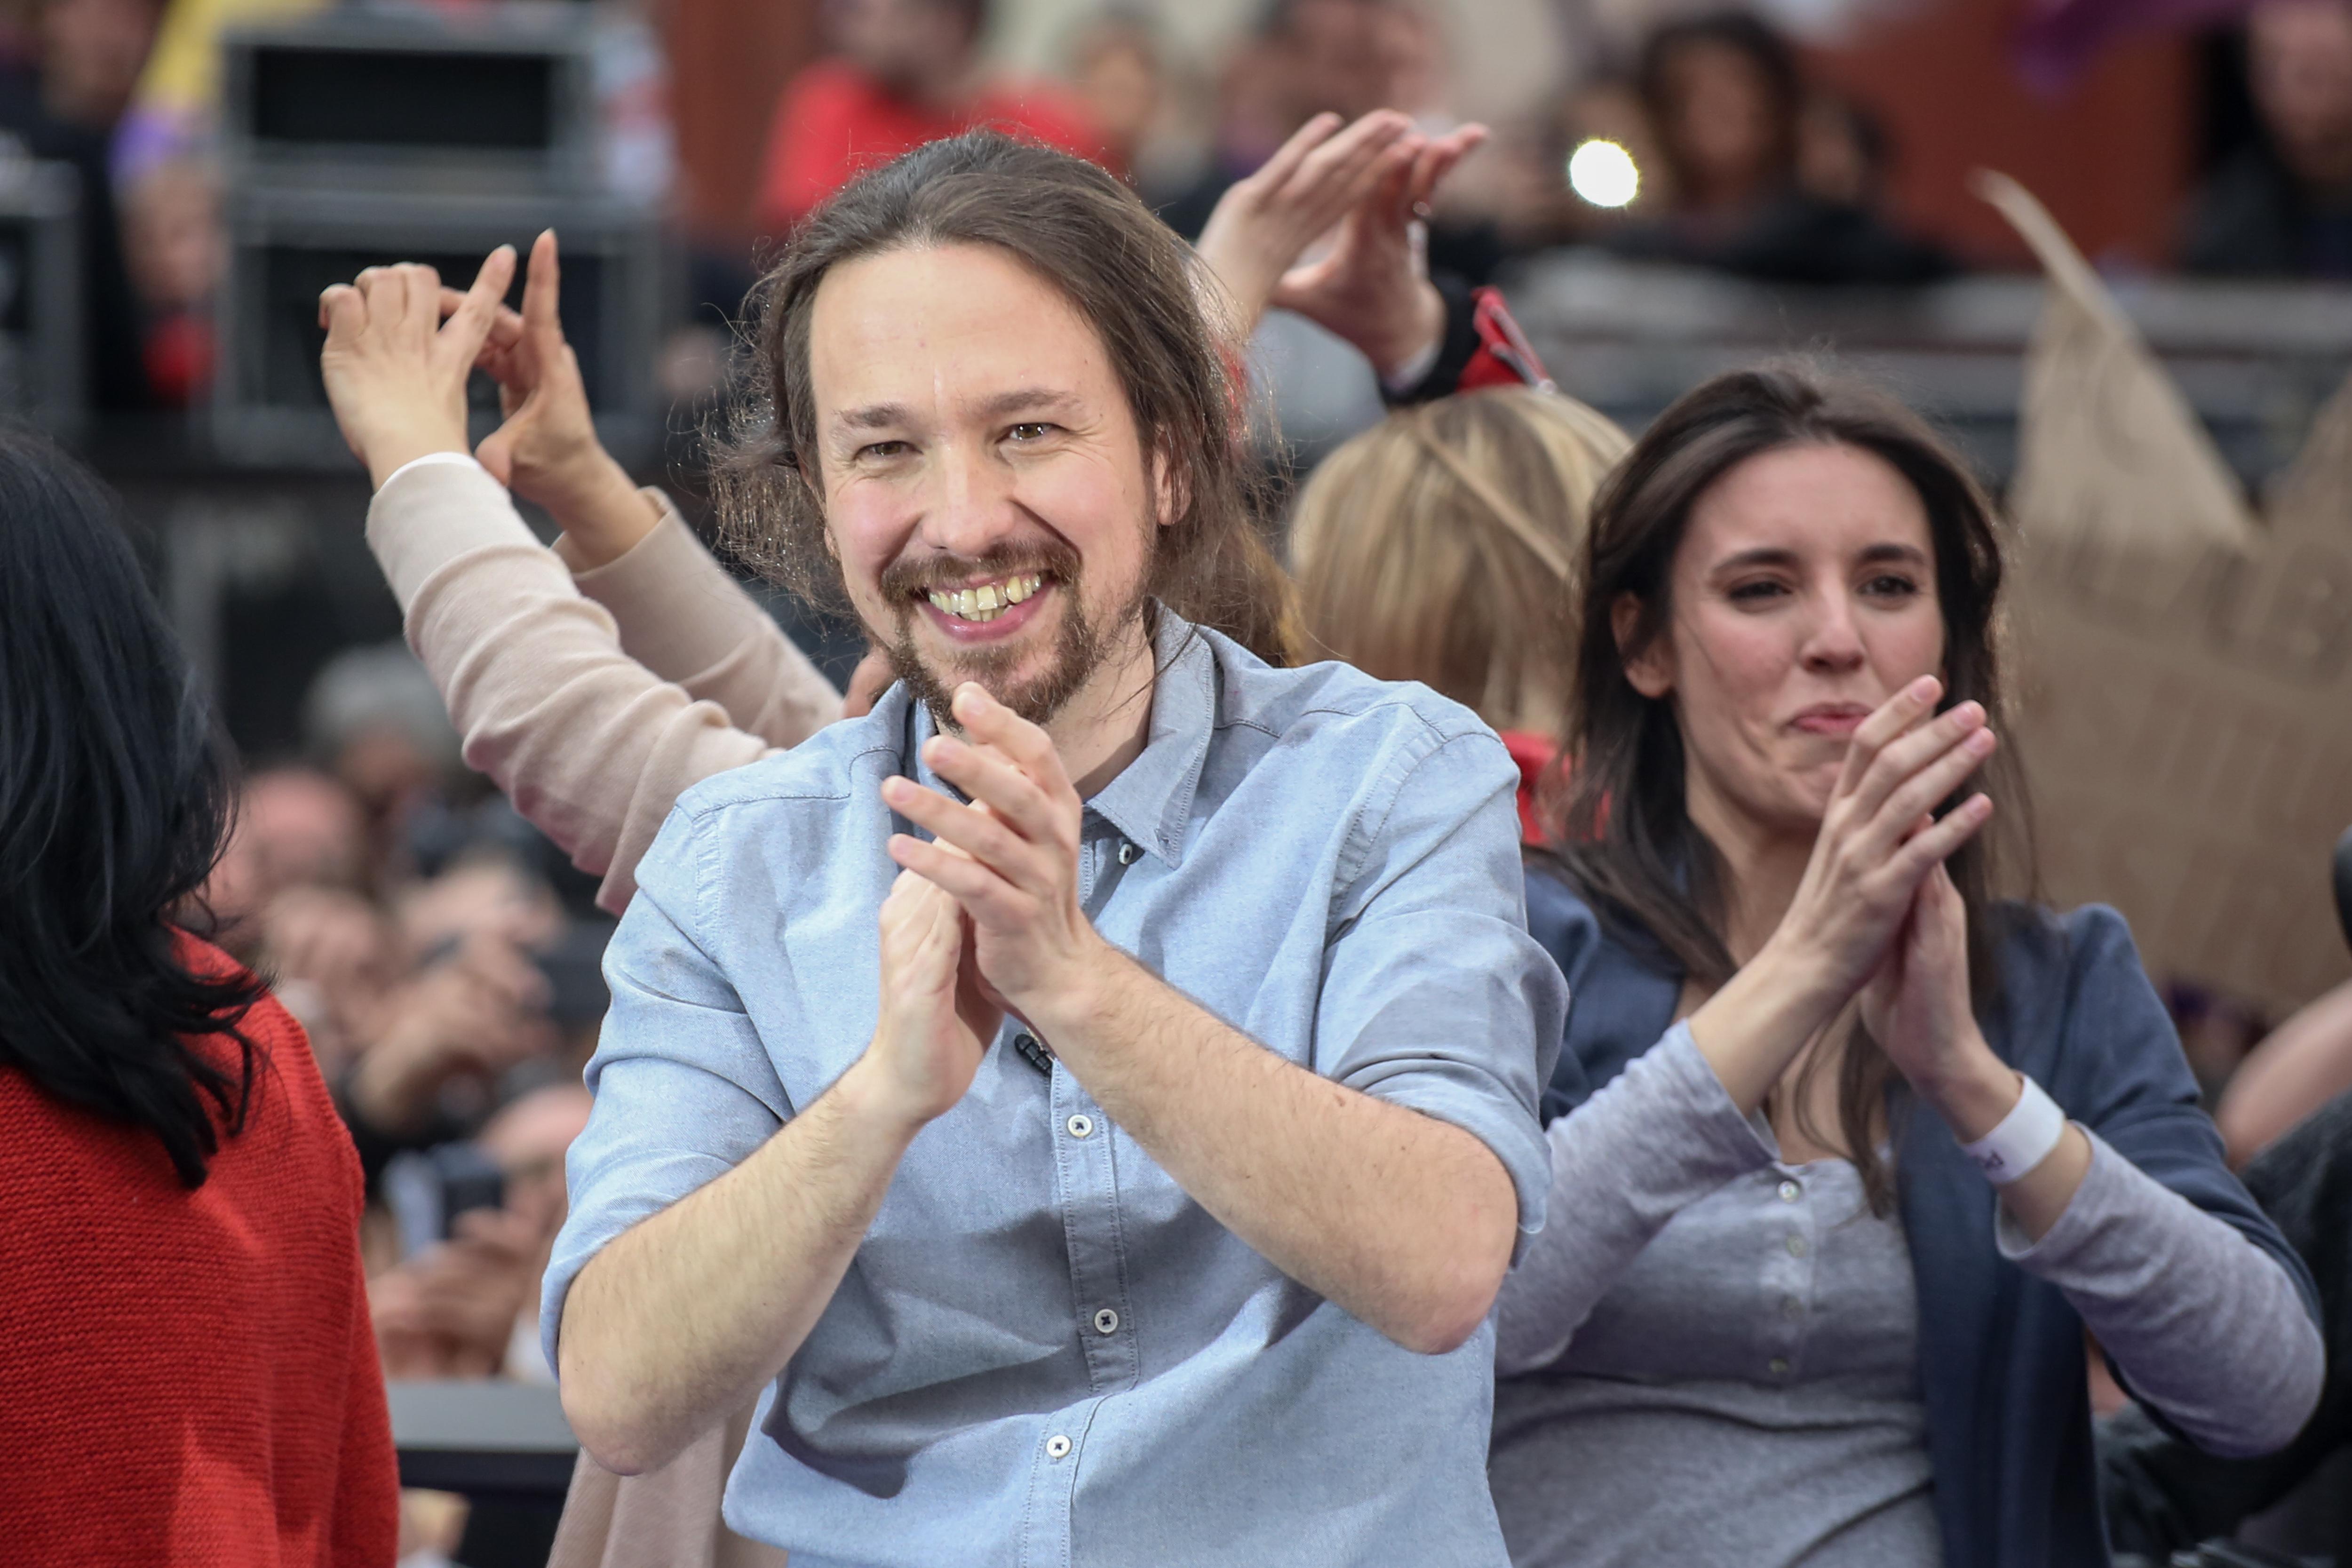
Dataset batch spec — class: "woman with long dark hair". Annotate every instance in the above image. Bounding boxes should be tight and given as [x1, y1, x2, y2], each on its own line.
[1488, 366, 2321, 1568]
[0, 432, 397, 1562]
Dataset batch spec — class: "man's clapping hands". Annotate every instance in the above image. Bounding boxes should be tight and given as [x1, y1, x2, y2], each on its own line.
[850, 685, 1117, 1127]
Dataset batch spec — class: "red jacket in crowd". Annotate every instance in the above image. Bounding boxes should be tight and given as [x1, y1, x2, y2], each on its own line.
[0, 937, 397, 1565]
[758, 59, 1109, 228]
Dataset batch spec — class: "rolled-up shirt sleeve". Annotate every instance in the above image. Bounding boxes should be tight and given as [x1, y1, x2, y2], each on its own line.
[1313, 726, 1565, 1259]
[540, 806, 795, 1377]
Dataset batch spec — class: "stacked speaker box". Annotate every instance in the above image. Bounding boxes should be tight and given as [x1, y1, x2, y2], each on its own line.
[0, 156, 83, 433]
[214, 7, 666, 467]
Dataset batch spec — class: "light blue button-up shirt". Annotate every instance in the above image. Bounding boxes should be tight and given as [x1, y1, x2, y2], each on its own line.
[542, 611, 1565, 1568]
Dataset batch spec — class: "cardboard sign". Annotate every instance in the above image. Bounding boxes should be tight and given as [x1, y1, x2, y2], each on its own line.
[1981, 171, 2352, 1016]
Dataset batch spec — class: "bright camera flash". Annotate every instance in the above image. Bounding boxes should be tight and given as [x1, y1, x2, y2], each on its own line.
[1567, 139, 1640, 209]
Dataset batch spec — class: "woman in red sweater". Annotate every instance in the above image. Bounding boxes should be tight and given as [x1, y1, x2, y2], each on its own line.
[0, 432, 398, 1565]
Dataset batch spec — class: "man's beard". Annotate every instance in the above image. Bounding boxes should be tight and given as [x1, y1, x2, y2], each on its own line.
[875, 536, 1145, 730]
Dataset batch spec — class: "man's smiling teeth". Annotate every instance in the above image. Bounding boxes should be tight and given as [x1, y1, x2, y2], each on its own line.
[926, 573, 1044, 624]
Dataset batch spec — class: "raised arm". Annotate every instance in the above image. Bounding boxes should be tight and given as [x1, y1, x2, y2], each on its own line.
[882, 685, 1557, 1355]
[472, 232, 838, 744]
[1193, 110, 1485, 382]
[320, 245, 834, 912]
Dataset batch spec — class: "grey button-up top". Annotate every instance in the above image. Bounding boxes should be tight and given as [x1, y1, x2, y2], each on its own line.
[542, 612, 1565, 1568]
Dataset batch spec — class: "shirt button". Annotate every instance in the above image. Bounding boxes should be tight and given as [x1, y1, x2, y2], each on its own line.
[1116, 840, 1138, 865]
[1066, 1114, 1094, 1139]
[1777, 1179, 1802, 1202]
[1769, 1356, 1791, 1377]
[1785, 1234, 1808, 1258]
[1045, 1434, 1073, 1460]
[1092, 1307, 1120, 1336]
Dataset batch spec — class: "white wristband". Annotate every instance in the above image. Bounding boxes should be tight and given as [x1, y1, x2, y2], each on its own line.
[1959, 1073, 2066, 1186]
[378, 450, 487, 493]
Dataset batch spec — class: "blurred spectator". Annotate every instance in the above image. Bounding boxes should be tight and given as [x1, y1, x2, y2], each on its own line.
[2180, 0, 2352, 276]
[1457, 77, 1665, 255]
[337, 919, 556, 1154]
[203, 764, 367, 950]
[303, 639, 466, 883]
[1796, 89, 1886, 207]
[1159, 0, 1506, 281]
[396, 854, 566, 964]
[109, 0, 322, 186]
[118, 151, 218, 404]
[0, 0, 160, 408]
[1068, 13, 1184, 203]
[1281, 0, 1419, 124]
[1605, 11, 1953, 284]
[2218, 977, 2352, 1163]
[1289, 388, 1629, 751]
[755, 0, 1107, 231]
[371, 1083, 593, 1382]
[258, 883, 395, 1077]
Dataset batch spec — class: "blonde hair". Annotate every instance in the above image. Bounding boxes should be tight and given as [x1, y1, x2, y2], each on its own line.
[1288, 388, 1631, 733]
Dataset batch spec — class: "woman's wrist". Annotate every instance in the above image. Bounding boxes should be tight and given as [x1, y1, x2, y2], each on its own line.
[551, 457, 663, 570]
[1916, 1037, 2022, 1142]
[365, 429, 472, 491]
[1687, 936, 1855, 1113]
[1357, 278, 1446, 384]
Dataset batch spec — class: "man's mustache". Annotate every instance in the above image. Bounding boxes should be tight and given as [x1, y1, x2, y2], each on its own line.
[878, 539, 1081, 601]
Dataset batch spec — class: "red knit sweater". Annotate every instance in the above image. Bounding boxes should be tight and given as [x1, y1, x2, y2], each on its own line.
[0, 937, 397, 1565]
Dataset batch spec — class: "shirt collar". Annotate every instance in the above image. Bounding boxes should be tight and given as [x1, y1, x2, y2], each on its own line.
[900, 605, 1215, 869]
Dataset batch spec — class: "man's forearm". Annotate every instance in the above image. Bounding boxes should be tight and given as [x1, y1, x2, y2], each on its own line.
[1027, 948, 1517, 1355]
[557, 1056, 917, 1473]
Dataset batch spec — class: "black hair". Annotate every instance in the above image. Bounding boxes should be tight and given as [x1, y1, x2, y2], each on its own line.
[0, 429, 266, 1186]
[1637, 11, 1805, 192]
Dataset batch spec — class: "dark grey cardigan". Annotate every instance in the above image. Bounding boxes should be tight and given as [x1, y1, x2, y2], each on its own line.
[1519, 865, 2321, 1568]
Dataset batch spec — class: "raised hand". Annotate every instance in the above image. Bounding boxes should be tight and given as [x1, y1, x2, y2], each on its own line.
[1193, 110, 1419, 342]
[1768, 677, 1996, 1003]
[318, 248, 515, 487]
[878, 684, 1102, 1022]
[1858, 858, 1983, 1088]
[860, 867, 1001, 1128]
[468, 230, 658, 567]
[1856, 816, 2092, 1233]
[1687, 676, 1997, 1114]
[1265, 119, 1487, 380]
[371, 1204, 544, 1378]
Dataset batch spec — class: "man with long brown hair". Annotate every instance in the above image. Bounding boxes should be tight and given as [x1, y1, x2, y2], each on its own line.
[363, 133, 1554, 1564]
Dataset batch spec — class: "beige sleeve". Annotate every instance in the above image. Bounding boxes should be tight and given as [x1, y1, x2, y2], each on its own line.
[558, 495, 842, 751]
[544, 1398, 783, 1568]
[367, 461, 780, 915]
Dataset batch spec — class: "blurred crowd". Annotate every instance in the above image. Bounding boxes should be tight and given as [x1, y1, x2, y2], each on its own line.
[191, 647, 609, 1557]
[8, 0, 2349, 1559]
[7, 0, 2352, 417]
